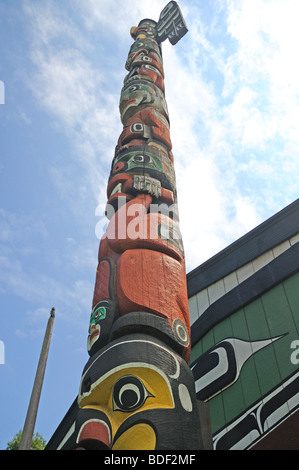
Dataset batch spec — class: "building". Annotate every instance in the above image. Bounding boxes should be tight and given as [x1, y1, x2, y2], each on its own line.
[188, 198, 299, 450]
[46, 198, 299, 450]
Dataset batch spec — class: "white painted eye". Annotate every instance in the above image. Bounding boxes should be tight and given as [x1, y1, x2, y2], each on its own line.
[131, 122, 144, 132]
[131, 154, 151, 164]
[113, 375, 152, 412]
[128, 84, 140, 93]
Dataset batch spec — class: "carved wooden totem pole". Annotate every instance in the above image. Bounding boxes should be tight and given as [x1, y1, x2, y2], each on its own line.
[75, 2, 202, 450]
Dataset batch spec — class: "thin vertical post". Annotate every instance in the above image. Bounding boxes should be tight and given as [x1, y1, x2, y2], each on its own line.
[19, 308, 55, 450]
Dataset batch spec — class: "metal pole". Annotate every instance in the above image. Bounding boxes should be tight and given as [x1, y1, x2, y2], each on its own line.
[19, 307, 55, 450]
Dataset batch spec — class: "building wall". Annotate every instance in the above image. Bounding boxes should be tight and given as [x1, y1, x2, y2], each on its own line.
[188, 201, 299, 449]
[189, 232, 299, 326]
[46, 201, 299, 450]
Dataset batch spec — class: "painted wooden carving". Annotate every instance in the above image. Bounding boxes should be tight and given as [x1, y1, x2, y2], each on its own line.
[77, 2, 202, 450]
[76, 335, 201, 450]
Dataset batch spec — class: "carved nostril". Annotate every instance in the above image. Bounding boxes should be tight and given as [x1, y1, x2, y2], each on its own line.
[76, 420, 111, 450]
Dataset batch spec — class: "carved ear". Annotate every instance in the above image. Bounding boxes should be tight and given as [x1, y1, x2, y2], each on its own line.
[88, 257, 118, 356]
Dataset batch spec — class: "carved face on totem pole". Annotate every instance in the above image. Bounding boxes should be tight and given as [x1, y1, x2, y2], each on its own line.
[110, 144, 174, 192]
[126, 38, 162, 69]
[75, 335, 201, 450]
[87, 257, 117, 356]
[106, 145, 176, 215]
[116, 107, 172, 153]
[119, 80, 168, 123]
[130, 19, 158, 41]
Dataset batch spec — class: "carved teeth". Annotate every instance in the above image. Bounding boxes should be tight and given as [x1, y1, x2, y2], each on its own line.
[124, 74, 154, 86]
[133, 175, 161, 198]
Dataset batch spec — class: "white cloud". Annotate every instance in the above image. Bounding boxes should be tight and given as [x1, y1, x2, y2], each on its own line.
[0, 207, 94, 337]
[0, 249, 93, 325]
[0, 208, 48, 246]
[155, 22, 262, 269]
[23, 0, 122, 206]
[225, 0, 299, 150]
[20, 0, 299, 272]
[77, 0, 167, 34]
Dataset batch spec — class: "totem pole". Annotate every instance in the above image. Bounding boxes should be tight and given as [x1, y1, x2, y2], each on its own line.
[75, 2, 203, 450]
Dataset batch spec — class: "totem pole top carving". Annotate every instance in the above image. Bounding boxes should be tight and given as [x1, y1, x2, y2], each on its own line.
[156, 1, 188, 45]
[130, 1, 188, 45]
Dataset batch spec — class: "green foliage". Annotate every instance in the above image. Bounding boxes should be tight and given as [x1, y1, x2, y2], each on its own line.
[6, 430, 47, 450]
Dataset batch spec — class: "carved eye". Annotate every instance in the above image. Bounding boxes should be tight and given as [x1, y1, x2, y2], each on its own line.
[131, 122, 144, 132]
[128, 84, 140, 93]
[113, 376, 152, 412]
[94, 308, 106, 321]
[131, 154, 151, 164]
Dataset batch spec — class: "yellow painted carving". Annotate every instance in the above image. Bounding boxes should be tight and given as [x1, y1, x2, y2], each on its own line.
[112, 423, 156, 450]
[80, 365, 174, 446]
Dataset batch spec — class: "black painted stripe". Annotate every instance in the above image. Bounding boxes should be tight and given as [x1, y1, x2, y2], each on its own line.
[191, 242, 299, 345]
[187, 198, 299, 297]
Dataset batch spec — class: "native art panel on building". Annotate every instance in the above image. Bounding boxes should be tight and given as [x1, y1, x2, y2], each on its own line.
[188, 200, 299, 450]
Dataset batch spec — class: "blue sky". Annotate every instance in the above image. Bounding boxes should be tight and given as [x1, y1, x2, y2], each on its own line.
[1, 0, 299, 448]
